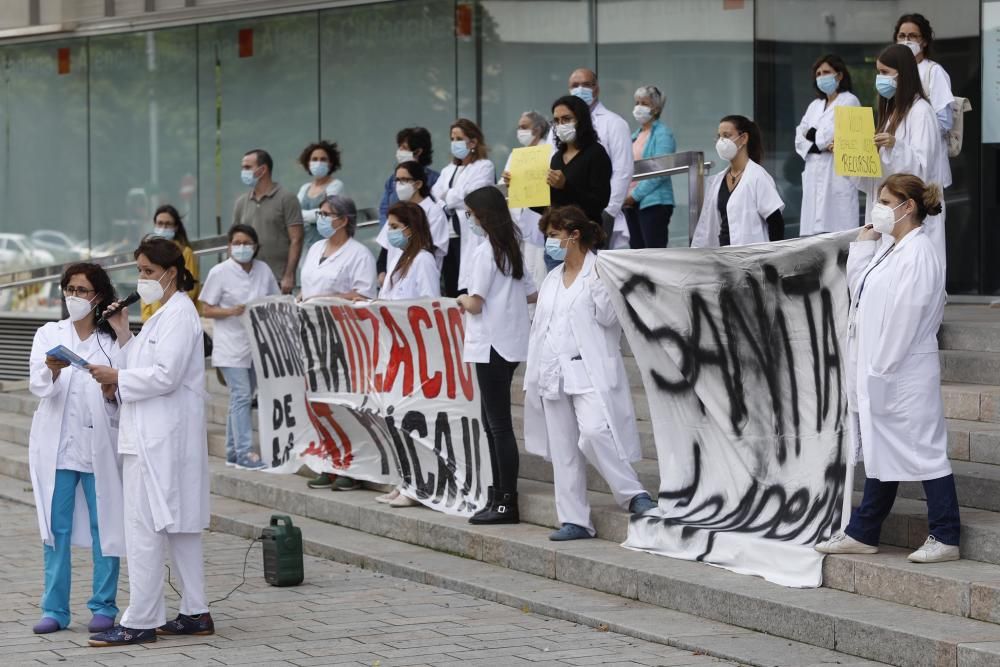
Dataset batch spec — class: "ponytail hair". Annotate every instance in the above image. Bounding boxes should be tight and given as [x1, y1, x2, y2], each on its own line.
[538, 205, 606, 252]
[878, 173, 943, 223]
[720, 114, 763, 164]
[135, 236, 197, 292]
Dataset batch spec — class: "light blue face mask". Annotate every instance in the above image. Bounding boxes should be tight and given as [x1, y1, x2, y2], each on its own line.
[570, 86, 594, 106]
[875, 74, 898, 99]
[309, 161, 330, 178]
[317, 214, 338, 239]
[153, 226, 175, 240]
[240, 168, 259, 187]
[816, 74, 838, 95]
[450, 140, 471, 160]
[545, 237, 568, 261]
[469, 218, 486, 237]
[231, 244, 255, 263]
[387, 228, 409, 249]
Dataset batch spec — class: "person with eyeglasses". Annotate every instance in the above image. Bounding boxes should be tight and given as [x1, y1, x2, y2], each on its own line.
[142, 205, 200, 321]
[298, 194, 377, 492]
[27, 263, 125, 636]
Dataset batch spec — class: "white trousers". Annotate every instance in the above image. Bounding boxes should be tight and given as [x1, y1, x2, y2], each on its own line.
[542, 390, 645, 534]
[120, 455, 208, 629]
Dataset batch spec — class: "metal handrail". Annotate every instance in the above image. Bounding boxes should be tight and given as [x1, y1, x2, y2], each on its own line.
[631, 151, 712, 244]
[0, 217, 382, 292]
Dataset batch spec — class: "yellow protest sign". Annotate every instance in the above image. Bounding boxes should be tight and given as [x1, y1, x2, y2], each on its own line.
[834, 106, 882, 178]
[507, 144, 551, 208]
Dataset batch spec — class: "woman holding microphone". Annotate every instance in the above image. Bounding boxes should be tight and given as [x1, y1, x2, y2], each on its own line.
[816, 173, 958, 563]
[28, 263, 125, 635]
[87, 236, 212, 646]
[524, 206, 657, 540]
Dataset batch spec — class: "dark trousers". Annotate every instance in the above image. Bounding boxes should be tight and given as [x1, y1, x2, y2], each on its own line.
[624, 207, 645, 249]
[475, 347, 520, 493]
[442, 237, 461, 297]
[846, 474, 960, 547]
[639, 204, 673, 248]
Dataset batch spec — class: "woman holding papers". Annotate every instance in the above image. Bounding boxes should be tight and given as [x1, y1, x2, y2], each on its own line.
[853, 43, 946, 265]
[501, 111, 549, 286]
[85, 237, 212, 645]
[523, 206, 657, 541]
[27, 263, 125, 635]
[795, 54, 861, 235]
[816, 173, 958, 563]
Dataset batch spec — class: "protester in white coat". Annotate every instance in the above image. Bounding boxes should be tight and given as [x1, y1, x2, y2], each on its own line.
[87, 237, 212, 646]
[567, 68, 634, 249]
[28, 263, 125, 635]
[500, 110, 550, 287]
[795, 54, 861, 235]
[376, 160, 449, 285]
[816, 173, 959, 564]
[894, 14, 954, 191]
[523, 206, 657, 541]
[854, 44, 947, 267]
[692, 115, 785, 247]
[431, 118, 495, 296]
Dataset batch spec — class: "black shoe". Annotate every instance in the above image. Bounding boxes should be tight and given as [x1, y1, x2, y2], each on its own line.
[157, 612, 215, 636]
[89, 625, 157, 646]
[469, 489, 519, 524]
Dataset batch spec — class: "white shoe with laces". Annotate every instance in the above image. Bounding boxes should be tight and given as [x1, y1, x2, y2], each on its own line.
[907, 535, 960, 563]
[814, 531, 879, 554]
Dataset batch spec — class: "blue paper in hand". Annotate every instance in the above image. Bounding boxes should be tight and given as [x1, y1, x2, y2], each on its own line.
[46, 345, 90, 368]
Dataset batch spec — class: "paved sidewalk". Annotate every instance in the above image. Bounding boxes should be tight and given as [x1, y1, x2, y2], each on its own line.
[1, 499, 737, 666]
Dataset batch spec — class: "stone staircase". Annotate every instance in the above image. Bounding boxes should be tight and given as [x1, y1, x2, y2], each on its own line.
[0, 304, 998, 667]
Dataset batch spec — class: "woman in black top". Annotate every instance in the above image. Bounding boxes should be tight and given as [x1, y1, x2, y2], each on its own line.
[546, 95, 612, 226]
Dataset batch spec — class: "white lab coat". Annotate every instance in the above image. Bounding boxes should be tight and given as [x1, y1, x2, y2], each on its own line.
[117, 292, 210, 533]
[523, 251, 641, 464]
[27, 320, 125, 556]
[431, 159, 496, 290]
[379, 250, 441, 300]
[919, 59, 954, 190]
[845, 228, 949, 481]
[691, 160, 785, 247]
[853, 98, 946, 265]
[377, 196, 450, 269]
[795, 93, 861, 235]
[591, 102, 634, 249]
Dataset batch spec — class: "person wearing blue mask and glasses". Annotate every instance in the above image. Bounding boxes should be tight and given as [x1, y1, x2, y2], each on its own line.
[524, 205, 656, 542]
[794, 54, 860, 236]
[142, 205, 200, 322]
[852, 44, 947, 267]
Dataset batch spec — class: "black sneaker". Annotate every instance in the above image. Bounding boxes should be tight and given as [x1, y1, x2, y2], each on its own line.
[157, 612, 215, 636]
[89, 625, 157, 646]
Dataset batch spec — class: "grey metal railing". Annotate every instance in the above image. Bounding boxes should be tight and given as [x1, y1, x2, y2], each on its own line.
[631, 150, 712, 244]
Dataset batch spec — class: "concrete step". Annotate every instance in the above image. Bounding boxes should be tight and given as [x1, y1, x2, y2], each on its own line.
[0, 470, 889, 667]
[943, 384, 1000, 424]
[940, 314, 1000, 354]
[941, 350, 1000, 387]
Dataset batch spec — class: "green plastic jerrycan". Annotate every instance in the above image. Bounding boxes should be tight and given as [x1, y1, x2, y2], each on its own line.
[261, 515, 304, 587]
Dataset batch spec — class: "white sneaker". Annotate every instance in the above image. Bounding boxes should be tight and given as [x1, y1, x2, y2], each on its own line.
[814, 531, 879, 554]
[375, 489, 400, 504]
[907, 535, 960, 563]
[389, 493, 418, 508]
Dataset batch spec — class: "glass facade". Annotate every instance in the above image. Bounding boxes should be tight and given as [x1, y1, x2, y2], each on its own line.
[0, 0, 995, 295]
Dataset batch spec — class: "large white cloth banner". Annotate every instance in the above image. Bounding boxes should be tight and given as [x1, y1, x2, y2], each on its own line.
[597, 233, 854, 588]
[244, 296, 490, 517]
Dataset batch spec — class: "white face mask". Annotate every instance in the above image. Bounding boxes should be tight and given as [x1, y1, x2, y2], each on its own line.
[395, 181, 416, 201]
[516, 129, 534, 146]
[555, 123, 577, 144]
[715, 137, 740, 162]
[632, 105, 654, 124]
[870, 201, 908, 235]
[65, 295, 96, 322]
[900, 40, 922, 57]
[396, 149, 414, 164]
[137, 271, 170, 304]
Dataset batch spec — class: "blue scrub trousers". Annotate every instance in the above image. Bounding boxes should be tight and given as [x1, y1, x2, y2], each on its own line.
[41, 469, 120, 627]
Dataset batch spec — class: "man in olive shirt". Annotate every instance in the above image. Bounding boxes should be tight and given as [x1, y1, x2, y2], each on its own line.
[233, 149, 304, 294]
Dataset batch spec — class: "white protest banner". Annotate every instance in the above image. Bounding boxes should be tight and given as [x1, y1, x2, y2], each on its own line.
[597, 233, 854, 588]
[244, 296, 491, 517]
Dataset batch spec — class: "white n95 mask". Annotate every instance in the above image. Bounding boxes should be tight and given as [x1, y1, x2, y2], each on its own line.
[870, 201, 907, 235]
[715, 137, 739, 162]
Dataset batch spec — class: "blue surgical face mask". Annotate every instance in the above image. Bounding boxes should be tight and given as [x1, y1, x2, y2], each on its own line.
[241, 168, 259, 187]
[317, 214, 339, 239]
[450, 140, 471, 160]
[816, 73, 838, 95]
[153, 226, 176, 240]
[545, 237, 568, 261]
[469, 217, 486, 237]
[387, 228, 409, 249]
[231, 244, 255, 263]
[570, 86, 594, 106]
[875, 74, 898, 99]
[309, 161, 330, 178]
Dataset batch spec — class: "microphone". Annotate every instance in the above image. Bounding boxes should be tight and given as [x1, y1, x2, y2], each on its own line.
[97, 292, 140, 325]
